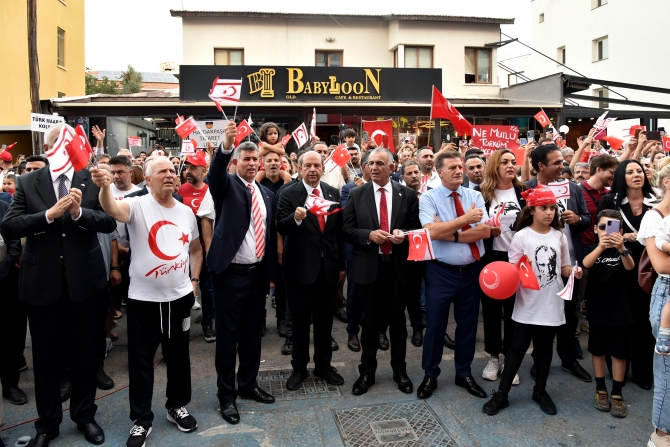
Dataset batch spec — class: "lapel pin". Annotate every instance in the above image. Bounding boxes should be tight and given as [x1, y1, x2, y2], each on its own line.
[81, 183, 85, 187]
[399, 193, 402, 196]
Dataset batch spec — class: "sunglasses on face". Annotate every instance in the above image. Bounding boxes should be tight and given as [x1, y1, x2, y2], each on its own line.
[597, 223, 608, 230]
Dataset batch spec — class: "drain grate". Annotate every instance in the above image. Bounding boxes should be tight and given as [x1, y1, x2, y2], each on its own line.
[241, 369, 342, 401]
[334, 401, 456, 447]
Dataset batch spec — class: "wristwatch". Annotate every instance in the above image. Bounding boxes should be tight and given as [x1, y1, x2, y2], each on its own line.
[453, 232, 459, 243]
[619, 248, 632, 257]
[191, 278, 200, 283]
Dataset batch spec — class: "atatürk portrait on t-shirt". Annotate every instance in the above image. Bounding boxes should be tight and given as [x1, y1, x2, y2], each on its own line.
[535, 245, 557, 288]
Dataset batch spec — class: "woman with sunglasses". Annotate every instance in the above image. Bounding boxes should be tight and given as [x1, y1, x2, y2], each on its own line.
[598, 159, 659, 390]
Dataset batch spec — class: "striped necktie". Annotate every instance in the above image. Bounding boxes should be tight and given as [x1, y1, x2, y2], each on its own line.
[248, 184, 265, 259]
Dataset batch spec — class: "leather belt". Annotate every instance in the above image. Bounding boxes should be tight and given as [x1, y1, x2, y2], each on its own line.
[431, 259, 478, 272]
[379, 254, 391, 262]
[229, 260, 263, 273]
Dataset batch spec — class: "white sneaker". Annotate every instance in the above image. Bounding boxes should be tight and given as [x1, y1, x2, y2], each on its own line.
[500, 358, 520, 386]
[192, 299, 201, 310]
[649, 431, 670, 447]
[482, 356, 499, 381]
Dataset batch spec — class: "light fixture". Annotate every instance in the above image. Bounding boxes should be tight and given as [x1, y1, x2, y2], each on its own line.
[567, 119, 572, 123]
[326, 37, 335, 42]
[578, 118, 583, 122]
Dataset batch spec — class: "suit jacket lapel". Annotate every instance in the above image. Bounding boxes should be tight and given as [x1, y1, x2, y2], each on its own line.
[364, 182, 379, 228]
[72, 170, 88, 195]
[321, 183, 338, 230]
[35, 168, 57, 209]
[390, 182, 402, 229]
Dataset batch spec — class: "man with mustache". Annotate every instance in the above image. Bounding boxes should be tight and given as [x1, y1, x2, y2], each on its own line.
[573, 163, 590, 184]
[417, 148, 440, 193]
[464, 156, 485, 190]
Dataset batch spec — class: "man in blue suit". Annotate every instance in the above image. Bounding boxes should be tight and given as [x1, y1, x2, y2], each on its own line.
[207, 122, 278, 425]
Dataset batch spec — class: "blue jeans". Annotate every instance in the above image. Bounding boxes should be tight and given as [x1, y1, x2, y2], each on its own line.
[651, 276, 670, 433]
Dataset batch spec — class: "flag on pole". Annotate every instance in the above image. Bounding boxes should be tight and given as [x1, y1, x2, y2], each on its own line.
[248, 114, 253, 126]
[534, 110, 551, 127]
[305, 193, 341, 216]
[362, 120, 395, 152]
[663, 136, 670, 153]
[430, 86, 473, 137]
[127, 136, 142, 147]
[66, 125, 94, 171]
[175, 116, 199, 139]
[2, 142, 17, 152]
[209, 77, 243, 108]
[407, 229, 435, 261]
[310, 108, 317, 138]
[234, 119, 254, 146]
[181, 140, 196, 155]
[292, 122, 309, 148]
[557, 262, 578, 300]
[517, 255, 540, 290]
[594, 110, 617, 131]
[323, 145, 351, 173]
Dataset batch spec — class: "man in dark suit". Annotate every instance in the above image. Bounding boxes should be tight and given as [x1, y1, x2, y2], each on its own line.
[525, 143, 592, 382]
[277, 151, 346, 390]
[0, 123, 116, 447]
[342, 148, 421, 396]
[207, 122, 277, 425]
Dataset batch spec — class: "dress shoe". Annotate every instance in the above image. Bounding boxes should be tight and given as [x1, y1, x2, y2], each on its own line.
[331, 336, 339, 351]
[281, 337, 293, 355]
[561, 360, 592, 382]
[532, 387, 557, 415]
[482, 391, 509, 415]
[77, 421, 105, 445]
[352, 374, 375, 395]
[286, 369, 309, 391]
[27, 432, 58, 447]
[239, 387, 275, 403]
[455, 375, 487, 398]
[347, 334, 361, 352]
[335, 307, 348, 323]
[392, 371, 413, 393]
[417, 376, 438, 399]
[3, 385, 28, 405]
[379, 332, 390, 351]
[411, 328, 423, 347]
[220, 402, 240, 425]
[444, 333, 455, 350]
[60, 376, 72, 403]
[96, 368, 114, 391]
[313, 366, 344, 386]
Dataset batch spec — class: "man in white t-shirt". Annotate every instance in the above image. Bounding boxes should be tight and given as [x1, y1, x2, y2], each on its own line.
[91, 157, 202, 447]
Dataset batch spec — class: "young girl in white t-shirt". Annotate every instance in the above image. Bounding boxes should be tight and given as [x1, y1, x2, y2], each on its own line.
[482, 187, 582, 416]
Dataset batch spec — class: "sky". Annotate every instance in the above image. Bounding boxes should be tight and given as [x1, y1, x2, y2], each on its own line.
[85, 0, 531, 72]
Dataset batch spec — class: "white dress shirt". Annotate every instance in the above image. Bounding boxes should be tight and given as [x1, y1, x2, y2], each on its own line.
[232, 174, 267, 264]
[45, 166, 82, 223]
[373, 181, 393, 254]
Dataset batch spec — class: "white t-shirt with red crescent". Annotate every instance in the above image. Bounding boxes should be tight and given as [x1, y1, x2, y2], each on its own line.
[126, 194, 199, 302]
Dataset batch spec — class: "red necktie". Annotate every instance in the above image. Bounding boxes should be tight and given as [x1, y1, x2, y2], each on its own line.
[379, 188, 392, 255]
[312, 189, 326, 232]
[450, 191, 481, 261]
[248, 185, 265, 259]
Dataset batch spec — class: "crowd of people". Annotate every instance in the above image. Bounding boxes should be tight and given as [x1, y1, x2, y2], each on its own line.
[0, 120, 669, 447]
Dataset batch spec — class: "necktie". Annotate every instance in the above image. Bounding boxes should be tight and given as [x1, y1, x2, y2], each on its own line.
[312, 189, 326, 232]
[450, 191, 481, 261]
[58, 174, 67, 199]
[379, 188, 392, 255]
[248, 184, 265, 259]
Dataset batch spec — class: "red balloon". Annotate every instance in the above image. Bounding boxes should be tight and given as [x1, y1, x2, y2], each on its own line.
[479, 261, 519, 300]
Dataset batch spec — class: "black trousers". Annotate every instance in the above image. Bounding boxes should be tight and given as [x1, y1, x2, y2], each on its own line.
[481, 250, 515, 357]
[126, 293, 193, 427]
[213, 261, 267, 404]
[0, 268, 27, 388]
[287, 261, 335, 373]
[357, 257, 408, 376]
[26, 282, 98, 436]
[500, 322, 557, 395]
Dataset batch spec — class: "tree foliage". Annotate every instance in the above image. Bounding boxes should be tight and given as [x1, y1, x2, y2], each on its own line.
[85, 67, 119, 95]
[119, 65, 143, 94]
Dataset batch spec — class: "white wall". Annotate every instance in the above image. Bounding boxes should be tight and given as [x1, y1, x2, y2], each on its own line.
[529, 0, 670, 110]
[181, 16, 503, 98]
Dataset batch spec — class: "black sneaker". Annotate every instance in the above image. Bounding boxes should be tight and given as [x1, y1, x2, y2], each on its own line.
[127, 424, 151, 447]
[167, 407, 197, 433]
[482, 391, 509, 415]
[202, 324, 216, 343]
[281, 338, 293, 355]
[532, 387, 557, 415]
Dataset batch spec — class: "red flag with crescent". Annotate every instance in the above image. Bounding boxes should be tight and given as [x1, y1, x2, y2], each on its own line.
[407, 229, 435, 261]
[234, 119, 253, 145]
[517, 255, 540, 290]
[63, 125, 93, 171]
[175, 116, 199, 139]
[430, 86, 473, 137]
[324, 145, 351, 173]
[362, 119, 395, 152]
[534, 110, 551, 128]
[663, 136, 670, 153]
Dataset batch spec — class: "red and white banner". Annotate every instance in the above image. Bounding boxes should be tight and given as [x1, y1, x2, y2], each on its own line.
[127, 136, 142, 147]
[483, 202, 505, 227]
[234, 119, 254, 146]
[534, 110, 551, 128]
[324, 145, 351, 173]
[305, 193, 341, 216]
[175, 116, 199, 139]
[407, 229, 435, 261]
[471, 125, 519, 154]
[292, 122, 309, 148]
[310, 108, 317, 138]
[430, 86, 473, 137]
[546, 180, 571, 199]
[45, 126, 91, 173]
[594, 110, 616, 131]
[209, 77, 242, 112]
[362, 119, 395, 152]
[663, 136, 670, 153]
[181, 140, 196, 155]
[517, 255, 540, 290]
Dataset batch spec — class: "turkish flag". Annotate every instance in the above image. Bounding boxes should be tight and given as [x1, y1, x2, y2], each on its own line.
[234, 119, 253, 145]
[534, 110, 551, 128]
[175, 116, 199, 139]
[517, 255, 540, 290]
[292, 122, 309, 148]
[324, 146, 351, 173]
[66, 125, 93, 171]
[663, 136, 670, 153]
[362, 119, 395, 152]
[430, 86, 473, 137]
[407, 229, 435, 261]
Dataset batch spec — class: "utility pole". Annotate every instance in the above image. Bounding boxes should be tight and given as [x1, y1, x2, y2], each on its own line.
[28, 0, 40, 155]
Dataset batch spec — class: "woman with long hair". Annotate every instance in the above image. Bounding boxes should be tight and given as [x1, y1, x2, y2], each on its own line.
[598, 159, 659, 390]
[475, 149, 527, 384]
